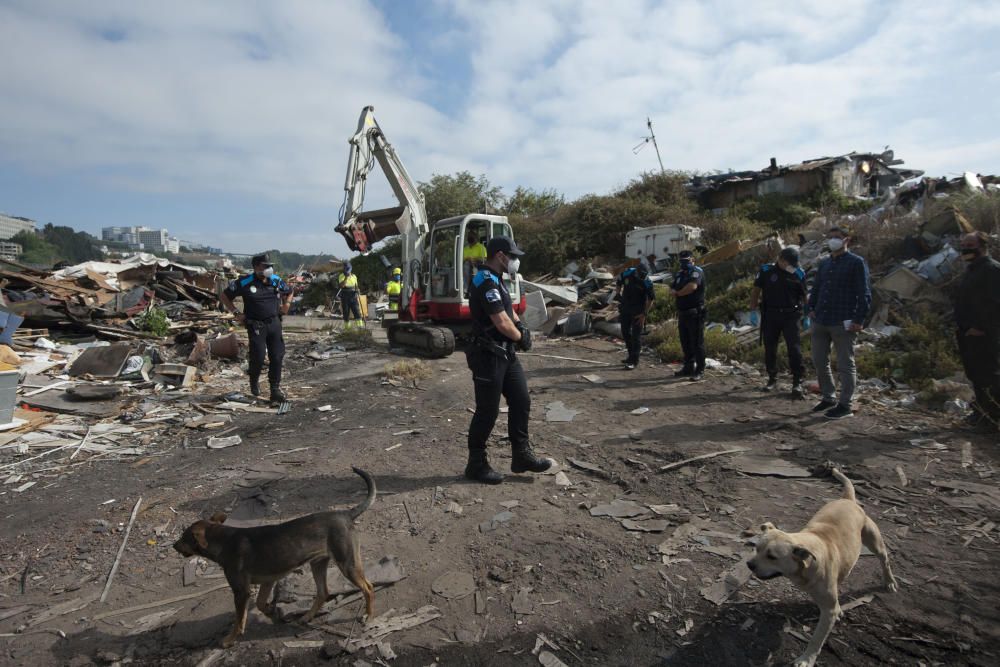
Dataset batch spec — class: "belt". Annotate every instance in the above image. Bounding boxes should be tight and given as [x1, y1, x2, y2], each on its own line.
[764, 307, 802, 314]
[246, 316, 277, 324]
[679, 306, 705, 315]
[474, 336, 513, 358]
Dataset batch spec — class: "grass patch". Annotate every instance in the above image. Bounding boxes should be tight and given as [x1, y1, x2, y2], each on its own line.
[383, 359, 432, 382]
[647, 324, 747, 364]
[134, 307, 170, 337]
[336, 327, 373, 349]
[855, 315, 961, 391]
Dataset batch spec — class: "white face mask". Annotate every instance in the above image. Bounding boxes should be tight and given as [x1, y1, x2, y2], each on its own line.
[785, 264, 797, 274]
[506, 257, 521, 276]
[261, 267, 274, 278]
[827, 238, 845, 252]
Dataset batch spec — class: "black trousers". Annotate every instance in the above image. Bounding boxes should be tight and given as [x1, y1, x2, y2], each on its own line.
[762, 311, 805, 380]
[957, 331, 1000, 419]
[341, 292, 361, 320]
[621, 310, 642, 364]
[466, 347, 530, 452]
[247, 318, 285, 386]
[678, 307, 706, 372]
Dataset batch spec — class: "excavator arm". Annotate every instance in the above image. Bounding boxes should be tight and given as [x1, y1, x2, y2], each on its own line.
[336, 106, 429, 254]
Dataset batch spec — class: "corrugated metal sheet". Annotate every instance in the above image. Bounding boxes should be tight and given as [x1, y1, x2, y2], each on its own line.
[787, 156, 847, 172]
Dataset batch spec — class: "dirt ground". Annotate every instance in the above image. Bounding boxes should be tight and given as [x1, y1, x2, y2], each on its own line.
[2, 332, 998, 667]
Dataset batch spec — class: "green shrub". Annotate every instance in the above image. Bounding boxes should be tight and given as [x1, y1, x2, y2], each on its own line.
[135, 307, 170, 337]
[648, 324, 746, 364]
[646, 285, 676, 325]
[855, 315, 961, 391]
[705, 278, 754, 323]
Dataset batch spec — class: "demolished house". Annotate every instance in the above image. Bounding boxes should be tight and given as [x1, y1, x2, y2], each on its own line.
[690, 151, 924, 210]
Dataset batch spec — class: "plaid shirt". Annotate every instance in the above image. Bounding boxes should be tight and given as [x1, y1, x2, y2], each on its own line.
[808, 251, 871, 326]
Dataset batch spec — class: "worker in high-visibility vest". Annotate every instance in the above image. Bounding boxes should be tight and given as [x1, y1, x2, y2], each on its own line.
[338, 262, 363, 328]
[386, 267, 402, 311]
[463, 231, 488, 296]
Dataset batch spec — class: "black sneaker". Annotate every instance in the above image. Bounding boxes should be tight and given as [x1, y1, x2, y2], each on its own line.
[790, 382, 804, 398]
[624, 363, 636, 370]
[812, 399, 837, 412]
[674, 368, 693, 378]
[762, 378, 777, 392]
[689, 373, 704, 382]
[824, 404, 854, 420]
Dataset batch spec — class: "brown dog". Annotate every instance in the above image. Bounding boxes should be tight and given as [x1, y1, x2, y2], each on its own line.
[174, 467, 377, 647]
[746, 467, 897, 667]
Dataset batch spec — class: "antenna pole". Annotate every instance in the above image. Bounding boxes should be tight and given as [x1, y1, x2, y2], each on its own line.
[647, 117, 666, 175]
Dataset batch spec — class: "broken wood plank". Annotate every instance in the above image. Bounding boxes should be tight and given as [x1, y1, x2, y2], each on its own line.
[518, 352, 611, 366]
[659, 448, 747, 472]
[92, 582, 230, 621]
[100, 497, 142, 603]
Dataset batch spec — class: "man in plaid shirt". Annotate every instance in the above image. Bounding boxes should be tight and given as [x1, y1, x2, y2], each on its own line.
[807, 227, 871, 419]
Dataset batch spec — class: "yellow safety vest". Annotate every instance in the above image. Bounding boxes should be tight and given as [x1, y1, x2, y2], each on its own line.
[463, 242, 487, 262]
[386, 280, 401, 311]
[339, 273, 358, 290]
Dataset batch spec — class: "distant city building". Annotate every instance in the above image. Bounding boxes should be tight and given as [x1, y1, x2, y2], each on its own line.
[179, 241, 224, 255]
[0, 214, 36, 240]
[101, 225, 180, 254]
[0, 241, 23, 261]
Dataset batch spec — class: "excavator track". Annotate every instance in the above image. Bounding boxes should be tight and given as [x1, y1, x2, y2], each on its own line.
[387, 323, 455, 358]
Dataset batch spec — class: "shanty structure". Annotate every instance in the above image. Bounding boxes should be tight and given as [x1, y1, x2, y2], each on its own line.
[691, 151, 924, 210]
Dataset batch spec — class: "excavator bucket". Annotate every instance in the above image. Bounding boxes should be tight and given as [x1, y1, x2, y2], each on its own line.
[336, 205, 410, 253]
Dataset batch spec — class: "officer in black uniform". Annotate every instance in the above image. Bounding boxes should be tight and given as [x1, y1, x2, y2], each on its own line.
[670, 250, 706, 380]
[220, 253, 292, 403]
[465, 237, 552, 485]
[954, 232, 1000, 432]
[615, 263, 655, 369]
[750, 246, 807, 395]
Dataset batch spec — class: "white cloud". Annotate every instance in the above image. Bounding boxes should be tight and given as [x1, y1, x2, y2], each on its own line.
[0, 0, 998, 253]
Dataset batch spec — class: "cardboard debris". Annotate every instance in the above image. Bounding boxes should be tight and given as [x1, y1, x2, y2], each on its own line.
[431, 571, 476, 600]
[724, 455, 811, 478]
[545, 401, 579, 422]
[590, 499, 648, 519]
[700, 561, 752, 605]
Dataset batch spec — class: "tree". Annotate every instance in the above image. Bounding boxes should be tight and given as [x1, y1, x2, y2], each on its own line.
[10, 231, 57, 266]
[419, 172, 505, 223]
[505, 186, 564, 217]
[40, 224, 103, 263]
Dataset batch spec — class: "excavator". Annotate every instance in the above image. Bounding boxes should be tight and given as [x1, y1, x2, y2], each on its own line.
[335, 106, 525, 358]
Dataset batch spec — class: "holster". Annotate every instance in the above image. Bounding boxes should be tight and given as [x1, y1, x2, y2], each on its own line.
[475, 336, 512, 359]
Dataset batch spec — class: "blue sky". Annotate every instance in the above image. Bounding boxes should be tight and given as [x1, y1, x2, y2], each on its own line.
[1, 0, 998, 257]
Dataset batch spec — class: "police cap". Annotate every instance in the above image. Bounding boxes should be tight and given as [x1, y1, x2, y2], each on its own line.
[252, 253, 272, 267]
[486, 236, 524, 258]
[678, 250, 693, 260]
[779, 247, 800, 267]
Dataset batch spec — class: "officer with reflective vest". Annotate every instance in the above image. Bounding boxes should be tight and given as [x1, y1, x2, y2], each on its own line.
[615, 263, 655, 370]
[750, 246, 807, 396]
[386, 267, 402, 312]
[220, 253, 292, 402]
[465, 236, 552, 485]
[338, 262, 363, 328]
[670, 250, 706, 380]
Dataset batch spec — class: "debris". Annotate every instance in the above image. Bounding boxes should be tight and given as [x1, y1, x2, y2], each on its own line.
[479, 510, 514, 533]
[182, 559, 198, 587]
[895, 465, 908, 487]
[445, 501, 463, 515]
[676, 618, 694, 637]
[511, 587, 535, 615]
[93, 582, 230, 620]
[840, 594, 874, 613]
[126, 608, 180, 634]
[724, 455, 811, 478]
[499, 500, 521, 509]
[68, 343, 134, 378]
[658, 448, 747, 472]
[581, 374, 605, 384]
[475, 590, 486, 614]
[700, 561, 752, 605]
[206, 435, 242, 449]
[14, 481, 36, 493]
[620, 519, 669, 533]
[100, 496, 142, 602]
[590, 499, 648, 519]
[317, 405, 333, 412]
[554, 471, 572, 487]
[959, 441, 973, 468]
[630, 407, 650, 415]
[567, 458, 607, 477]
[520, 353, 611, 366]
[538, 651, 568, 667]
[283, 640, 325, 649]
[328, 556, 405, 595]
[545, 401, 580, 422]
[340, 605, 442, 653]
[648, 504, 683, 516]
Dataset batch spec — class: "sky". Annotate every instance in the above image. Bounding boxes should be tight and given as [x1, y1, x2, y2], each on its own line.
[1, 0, 998, 257]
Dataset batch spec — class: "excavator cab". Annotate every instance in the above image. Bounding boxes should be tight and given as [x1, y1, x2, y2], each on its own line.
[423, 214, 522, 318]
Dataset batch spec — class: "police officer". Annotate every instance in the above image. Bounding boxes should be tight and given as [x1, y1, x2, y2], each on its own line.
[670, 250, 706, 380]
[338, 262, 363, 328]
[220, 253, 292, 402]
[615, 263, 655, 370]
[386, 267, 402, 312]
[953, 232, 1000, 432]
[465, 237, 552, 485]
[750, 247, 807, 396]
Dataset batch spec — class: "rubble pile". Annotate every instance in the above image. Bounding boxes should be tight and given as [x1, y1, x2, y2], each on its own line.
[1, 253, 231, 342]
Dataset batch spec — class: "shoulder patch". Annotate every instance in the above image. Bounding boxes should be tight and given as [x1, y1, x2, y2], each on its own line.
[691, 271, 701, 279]
[238, 275, 254, 287]
[472, 270, 497, 288]
[761, 263, 773, 272]
[795, 267, 805, 280]
[485, 288, 502, 303]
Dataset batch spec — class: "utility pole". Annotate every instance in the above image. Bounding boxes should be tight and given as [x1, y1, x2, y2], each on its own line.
[633, 117, 666, 175]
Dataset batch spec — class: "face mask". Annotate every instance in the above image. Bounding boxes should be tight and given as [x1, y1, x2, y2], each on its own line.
[827, 238, 845, 252]
[261, 267, 274, 278]
[785, 265, 797, 274]
[680, 259, 692, 268]
[961, 249, 980, 262]
[505, 257, 521, 276]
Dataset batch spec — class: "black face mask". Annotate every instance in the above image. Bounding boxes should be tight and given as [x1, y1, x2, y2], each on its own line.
[961, 249, 981, 262]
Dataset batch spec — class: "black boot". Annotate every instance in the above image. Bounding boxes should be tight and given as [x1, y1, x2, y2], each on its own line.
[269, 384, 287, 403]
[511, 442, 552, 474]
[249, 377, 261, 397]
[465, 449, 503, 485]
